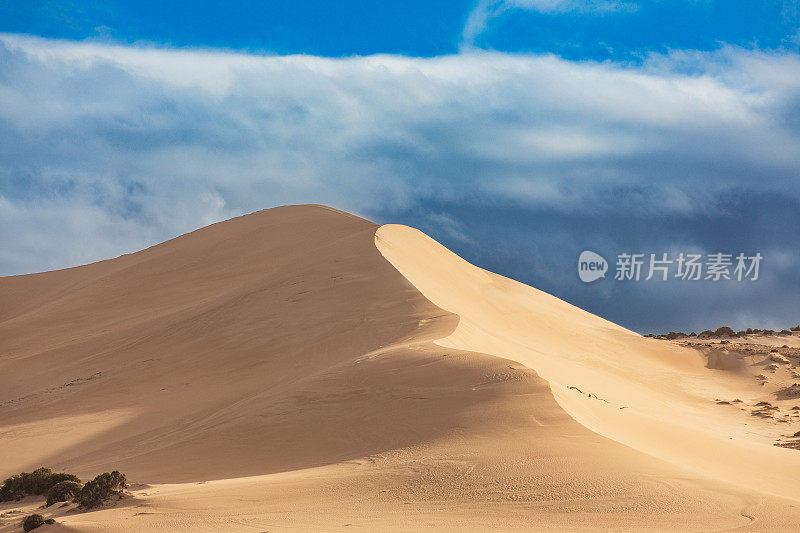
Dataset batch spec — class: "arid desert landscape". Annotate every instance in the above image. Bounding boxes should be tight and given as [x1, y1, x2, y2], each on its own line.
[1, 204, 799, 531]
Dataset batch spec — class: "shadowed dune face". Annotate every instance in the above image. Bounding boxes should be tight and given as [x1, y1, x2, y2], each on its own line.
[2, 206, 800, 531]
[0, 205, 475, 481]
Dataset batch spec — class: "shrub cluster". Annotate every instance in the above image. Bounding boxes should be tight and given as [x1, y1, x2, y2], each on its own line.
[22, 514, 55, 532]
[653, 326, 798, 339]
[0, 468, 80, 502]
[73, 471, 127, 509]
[1, 467, 129, 513]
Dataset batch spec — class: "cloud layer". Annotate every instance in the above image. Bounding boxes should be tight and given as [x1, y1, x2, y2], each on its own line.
[1, 34, 799, 331]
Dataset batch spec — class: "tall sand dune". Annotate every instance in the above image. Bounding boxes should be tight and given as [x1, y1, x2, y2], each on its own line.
[1, 205, 798, 531]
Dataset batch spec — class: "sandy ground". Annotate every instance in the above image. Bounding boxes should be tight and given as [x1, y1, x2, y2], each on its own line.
[669, 333, 800, 449]
[1, 205, 798, 531]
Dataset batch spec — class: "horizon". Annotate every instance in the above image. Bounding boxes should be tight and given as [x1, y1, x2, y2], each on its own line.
[5, 202, 799, 336]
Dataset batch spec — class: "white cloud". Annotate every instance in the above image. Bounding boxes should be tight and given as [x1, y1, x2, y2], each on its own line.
[1, 34, 800, 275]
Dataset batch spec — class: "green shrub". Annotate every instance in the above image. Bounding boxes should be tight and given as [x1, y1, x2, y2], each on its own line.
[0, 468, 80, 502]
[22, 514, 54, 532]
[46, 480, 83, 507]
[0, 468, 50, 501]
[73, 471, 127, 509]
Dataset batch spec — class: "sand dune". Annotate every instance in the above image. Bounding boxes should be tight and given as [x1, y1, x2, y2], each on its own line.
[376, 224, 800, 500]
[1, 205, 798, 531]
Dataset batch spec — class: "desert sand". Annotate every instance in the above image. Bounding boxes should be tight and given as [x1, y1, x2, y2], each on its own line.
[1, 205, 798, 531]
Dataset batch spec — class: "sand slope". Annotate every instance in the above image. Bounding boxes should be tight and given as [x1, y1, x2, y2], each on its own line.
[1, 206, 798, 531]
[376, 224, 800, 501]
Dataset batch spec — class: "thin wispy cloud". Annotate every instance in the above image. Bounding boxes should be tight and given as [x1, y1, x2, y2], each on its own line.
[461, 0, 636, 47]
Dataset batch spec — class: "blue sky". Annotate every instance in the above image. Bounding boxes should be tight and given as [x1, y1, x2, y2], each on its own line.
[1, 1, 800, 333]
[2, 1, 799, 58]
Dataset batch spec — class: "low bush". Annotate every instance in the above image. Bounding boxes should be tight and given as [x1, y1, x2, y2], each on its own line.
[714, 326, 736, 337]
[73, 471, 127, 509]
[0, 468, 80, 502]
[46, 480, 83, 507]
[22, 514, 55, 532]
